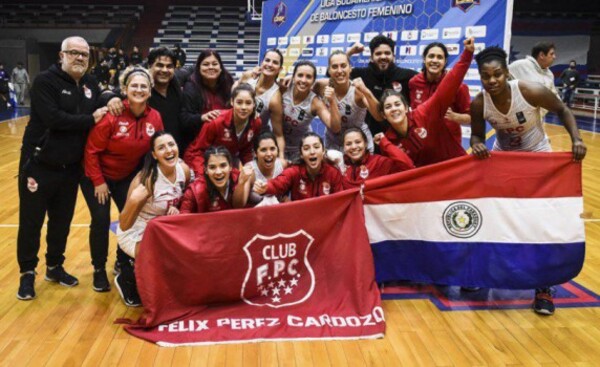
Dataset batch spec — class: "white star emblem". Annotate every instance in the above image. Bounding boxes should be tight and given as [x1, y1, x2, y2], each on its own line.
[261, 289, 269, 296]
[272, 296, 281, 303]
[284, 286, 293, 295]
[272, 287, 280, 296]
[268, 282, 275, 288]
[290, 278, 299, 287]
[278, 279, 286, 288]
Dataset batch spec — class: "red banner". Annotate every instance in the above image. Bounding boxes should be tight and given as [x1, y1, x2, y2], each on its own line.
[125, 189, 385, 346]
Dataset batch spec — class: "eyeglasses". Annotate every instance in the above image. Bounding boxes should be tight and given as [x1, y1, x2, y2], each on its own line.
[62, 50, 90, 59]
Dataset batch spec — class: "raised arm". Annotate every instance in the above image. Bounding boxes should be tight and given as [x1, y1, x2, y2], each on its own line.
[269, 90, 286, 159]
[313, 87, 341, 133]
[119, 174, 150, 231]
[414, 37, 475, 122]
[353, 77, 385, 121]
[469, 93, 490, 159]
[232, 164, 255, 208]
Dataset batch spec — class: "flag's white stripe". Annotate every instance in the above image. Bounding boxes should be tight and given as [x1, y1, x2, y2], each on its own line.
[365, 197, 585, 244]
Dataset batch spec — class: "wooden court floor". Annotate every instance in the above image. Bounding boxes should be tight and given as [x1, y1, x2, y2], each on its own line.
[0, 116, 599, 366]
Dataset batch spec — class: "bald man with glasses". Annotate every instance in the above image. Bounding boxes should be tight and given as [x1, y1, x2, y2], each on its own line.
[16, 36, 116, 301]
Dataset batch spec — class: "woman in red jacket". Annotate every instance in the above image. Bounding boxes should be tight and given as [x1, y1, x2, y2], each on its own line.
[82, 66, 163, 294]
[381, 37, 474, 167]
[184, 83, 262, 175]
[341, 128, 414, 189]
[252, 132, 343, 201]
[409, 42, 471, 151]
[180, 146, 239, 213]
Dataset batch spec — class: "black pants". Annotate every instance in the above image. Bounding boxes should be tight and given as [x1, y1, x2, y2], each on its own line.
[17, 153, 81, 273]
[80, 173, 134, 269]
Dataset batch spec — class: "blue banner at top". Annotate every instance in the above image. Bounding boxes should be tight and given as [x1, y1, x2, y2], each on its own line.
[259, 0, 514, 100]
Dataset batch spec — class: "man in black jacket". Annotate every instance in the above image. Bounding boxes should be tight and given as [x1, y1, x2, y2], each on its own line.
[17, 36, 109, 300]
[348, 35, 418, 136]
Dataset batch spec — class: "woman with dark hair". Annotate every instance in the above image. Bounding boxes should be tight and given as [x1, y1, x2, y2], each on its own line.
[115, 131, 191, 305]
[82, 66, 163, 296]
[235, 49, 286, 155]
[470, 46, 587, 316]
[409, 42, 471, 150]
[253, 132, 343, 201]
[181, 49, 234, 139]
[233, 132, 287, 208]
[379, 38, 474, 166]
[180, 146, 240, 213]
[340, 128, 414, 188]
[184, 83, 262, 175]
[282, 61, 341, 161]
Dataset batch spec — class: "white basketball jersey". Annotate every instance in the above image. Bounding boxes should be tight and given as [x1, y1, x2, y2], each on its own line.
[138, 162, 186, 222]
[325, 85, 374, 153]
[483, 80, 551, 152]
[282, 88, 316, 160]
[250, 159, 284, 182]
[247, 77, 279, 132]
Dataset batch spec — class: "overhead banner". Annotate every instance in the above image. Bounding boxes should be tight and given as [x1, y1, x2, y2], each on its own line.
[260, 0, 513, 97]
[124, 191, 385, 346]
[364, 152, 585, 289]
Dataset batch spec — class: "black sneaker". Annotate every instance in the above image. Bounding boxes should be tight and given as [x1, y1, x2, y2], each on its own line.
[533, 288, 555, 315]
[45, 265, 79, 287]
[113, 262, 121, 276]
[17, 272, 36, 300]
[114, 273, 141, 307]
[93, 268, 111, 292]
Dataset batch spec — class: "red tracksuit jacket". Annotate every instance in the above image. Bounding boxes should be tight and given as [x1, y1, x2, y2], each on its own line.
[179, 170, 240, 213]
[385, 48, 473, 167]
[342, 136, 415, 188]
[265, 163, 344, 201]
[183, 109, 262, 175]
[409, 71, 471, 147]
[84, 100, 164, 186]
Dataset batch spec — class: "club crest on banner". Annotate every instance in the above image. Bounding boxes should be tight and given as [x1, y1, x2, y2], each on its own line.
[452, 0, 480, 12]
[272, 2, 287, 26]
[443, 201, 482, 238]
[241, 230, 315, 308]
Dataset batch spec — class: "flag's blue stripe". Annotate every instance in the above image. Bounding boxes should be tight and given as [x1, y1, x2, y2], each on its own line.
[371, 240, 585, 289]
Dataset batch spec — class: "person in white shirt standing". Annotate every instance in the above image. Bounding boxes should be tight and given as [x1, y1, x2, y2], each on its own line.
[11, 61, 30, 106]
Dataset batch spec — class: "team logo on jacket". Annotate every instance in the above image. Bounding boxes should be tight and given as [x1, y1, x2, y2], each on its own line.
[241, 230, 315, 308]
[392, 81, 402, 92]
[247, 129, 254, 142]
[443, 201, 482, 238]
[145, 123, 155, 137]
[415, 127, 428, 139]
[223, 128, 232, 141]
[83, 85, 92, 99]
[298, 179, 307, 195]
[322, 182, 331, 195]
[272, 1, 287, 26]
[359, 165, 369, 179]
[415, 90, 423, 103]
[452, 0, 480, 13]
[26, 177, 38, 193]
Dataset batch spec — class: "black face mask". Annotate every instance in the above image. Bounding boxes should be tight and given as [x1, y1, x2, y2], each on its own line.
[570, 65, 576, 69]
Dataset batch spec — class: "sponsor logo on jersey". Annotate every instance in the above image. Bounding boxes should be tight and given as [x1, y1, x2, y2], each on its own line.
[241, 230, 316, 307]
[359, 165, 369, 179]
[443, 201, 483, 238]
[146, 123, 156, 137]
[272, 2, 287, 26]
[452, 0, 480, 12]
[516, 111, 527, 124]
[322, 182, 331, 195]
